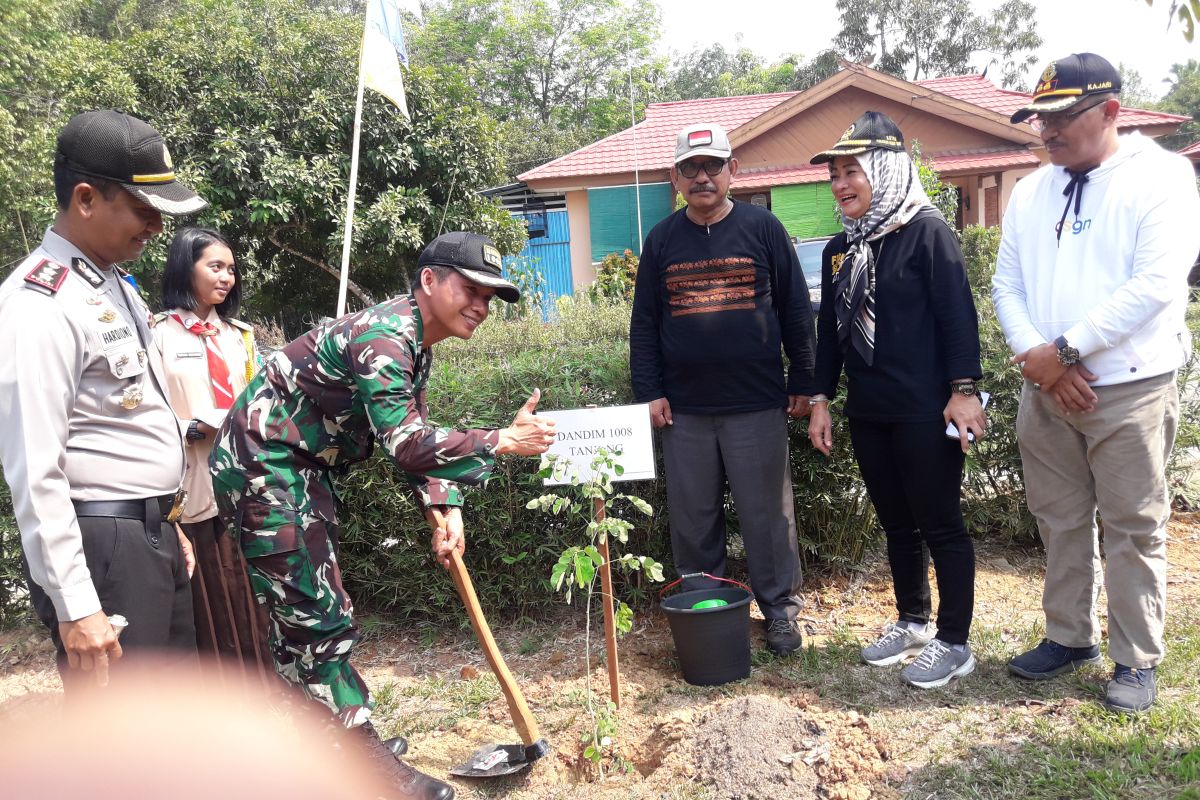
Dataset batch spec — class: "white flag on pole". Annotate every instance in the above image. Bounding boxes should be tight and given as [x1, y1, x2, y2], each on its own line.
[362, 0, 410, 118]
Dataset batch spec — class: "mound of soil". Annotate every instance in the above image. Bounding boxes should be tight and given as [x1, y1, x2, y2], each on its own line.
[694, 695, 823, 799]
[634, 693, 894, 800]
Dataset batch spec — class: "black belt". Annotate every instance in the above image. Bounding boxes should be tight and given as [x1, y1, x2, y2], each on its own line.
[73, 494, 177, 522]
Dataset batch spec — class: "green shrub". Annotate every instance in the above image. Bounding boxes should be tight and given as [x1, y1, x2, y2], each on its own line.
[958, 225, 1038, 543]
[3, 249, 1196, 624]
[334, 297, 670, 625]
[0, 481, 30, 629]
[589, 249, 638, 304]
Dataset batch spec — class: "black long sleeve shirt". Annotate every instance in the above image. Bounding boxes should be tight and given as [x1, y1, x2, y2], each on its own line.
[629, 201, 816, 415]
[812, 212, 982, 422]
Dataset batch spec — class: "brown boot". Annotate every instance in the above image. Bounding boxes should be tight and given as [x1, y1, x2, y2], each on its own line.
[358, 722, 454, 800]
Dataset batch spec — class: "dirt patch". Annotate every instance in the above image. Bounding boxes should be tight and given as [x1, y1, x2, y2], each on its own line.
[3, 517, 1199, 799]
[707, 693, 896, 800]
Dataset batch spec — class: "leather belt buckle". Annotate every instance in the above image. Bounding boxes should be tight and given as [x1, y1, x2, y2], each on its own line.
[165, 489, 188, 523]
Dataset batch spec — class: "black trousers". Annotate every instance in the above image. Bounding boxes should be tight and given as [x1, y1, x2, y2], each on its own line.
[848, 417, 975, 644]
[662, 408, 803, 620]
[25, 512, 197, 690]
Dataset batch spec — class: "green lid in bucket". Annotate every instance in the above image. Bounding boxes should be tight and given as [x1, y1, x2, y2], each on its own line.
[691, 598, 729, 610]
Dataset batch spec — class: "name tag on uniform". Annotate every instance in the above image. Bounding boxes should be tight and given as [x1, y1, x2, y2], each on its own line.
[93, 305, 146, 380]
[174, 350, 204, 359]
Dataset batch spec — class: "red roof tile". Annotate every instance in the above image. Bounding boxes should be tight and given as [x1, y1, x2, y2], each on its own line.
[930, 148, 1041, 174]
[732, 148, 1040, 190]
[916, 74, 1189, 129]
[520, 71, 1190, 184]
[1179, 140, 1200, 158]
[519, 92, 796, 182]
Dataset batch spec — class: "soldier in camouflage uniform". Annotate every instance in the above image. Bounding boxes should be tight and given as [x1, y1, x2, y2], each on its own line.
[210, 232, 555, 800]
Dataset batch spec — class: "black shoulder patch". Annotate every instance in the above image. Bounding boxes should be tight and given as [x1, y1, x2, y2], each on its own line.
[71, 257, 105, 289]
[24, 259, 69, 294]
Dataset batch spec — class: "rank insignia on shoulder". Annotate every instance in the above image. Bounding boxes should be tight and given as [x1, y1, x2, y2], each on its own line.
[72, 257, 106, 289]
[24, 260, 69, 293]
[99, 309, 117, 323]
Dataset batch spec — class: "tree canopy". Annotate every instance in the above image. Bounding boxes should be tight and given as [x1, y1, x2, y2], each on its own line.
[652, 42, 841, 102]
[1156, 58, 1200, 151]
[410, 0, 664, 175]
[1, 0, 523, 325]
[834, 0, 1042, 88]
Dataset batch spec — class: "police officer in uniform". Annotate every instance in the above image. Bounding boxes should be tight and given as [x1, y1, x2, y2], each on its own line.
[0, 110, 208, 689]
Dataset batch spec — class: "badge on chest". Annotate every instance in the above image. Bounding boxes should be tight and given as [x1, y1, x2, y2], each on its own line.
[86, 297, 148, 389]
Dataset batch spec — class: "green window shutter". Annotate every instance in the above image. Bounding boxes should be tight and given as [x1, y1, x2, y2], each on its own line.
[771, 183, 841, 239]
[588, 184, 673, 261]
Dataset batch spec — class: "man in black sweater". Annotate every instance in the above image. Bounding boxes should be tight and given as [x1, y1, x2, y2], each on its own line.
[629, 122, 815, 655]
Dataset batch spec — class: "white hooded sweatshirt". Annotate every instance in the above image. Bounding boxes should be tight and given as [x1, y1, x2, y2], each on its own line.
[993, 131, 1200, 387]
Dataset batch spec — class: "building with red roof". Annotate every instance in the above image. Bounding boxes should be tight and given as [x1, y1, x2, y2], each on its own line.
[1179, 139, 1200, 164]
[505, 61, 1189, 295]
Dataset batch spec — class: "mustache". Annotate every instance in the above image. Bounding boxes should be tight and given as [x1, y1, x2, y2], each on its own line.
[688, 185, 717, 193]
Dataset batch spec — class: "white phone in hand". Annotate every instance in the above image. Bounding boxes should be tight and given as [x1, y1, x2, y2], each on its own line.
[946, 391, 990, 442]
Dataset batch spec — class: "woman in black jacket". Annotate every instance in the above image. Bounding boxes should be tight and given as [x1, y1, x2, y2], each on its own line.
[807, 111, 987, 689]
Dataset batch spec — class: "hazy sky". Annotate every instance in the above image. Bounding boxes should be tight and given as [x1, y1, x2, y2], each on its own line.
[654, 0, 1198, 99]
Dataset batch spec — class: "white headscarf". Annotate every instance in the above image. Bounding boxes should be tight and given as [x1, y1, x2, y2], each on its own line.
[835, 148, 941, 364]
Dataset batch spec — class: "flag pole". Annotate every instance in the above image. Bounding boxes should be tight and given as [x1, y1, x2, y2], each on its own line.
[336, 40, 368, 319]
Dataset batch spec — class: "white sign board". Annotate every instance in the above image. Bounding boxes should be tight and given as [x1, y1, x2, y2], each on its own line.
[539, 403, 656, 485]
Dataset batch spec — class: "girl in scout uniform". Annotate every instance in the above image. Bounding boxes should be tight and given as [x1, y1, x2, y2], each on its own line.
[154, 226, 271, 681]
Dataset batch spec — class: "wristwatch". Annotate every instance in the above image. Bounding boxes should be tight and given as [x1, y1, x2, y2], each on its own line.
[950, 381, 978, 397]
[1054, 335, 1080, 367]
[186, 419, 206, 441]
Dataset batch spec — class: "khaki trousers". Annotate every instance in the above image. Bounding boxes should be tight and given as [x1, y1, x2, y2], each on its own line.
[1016, 372, 1177, 669]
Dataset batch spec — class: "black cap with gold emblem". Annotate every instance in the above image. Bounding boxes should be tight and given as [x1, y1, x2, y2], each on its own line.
[809, 111, 905, 164]
[1010, 53, 1121, 124]
[56, 110, 208, 216]
[417, 231, 521, 303]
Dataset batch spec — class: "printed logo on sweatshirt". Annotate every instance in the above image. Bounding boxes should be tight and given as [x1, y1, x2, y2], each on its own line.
[664, 257, 757, 317]
[1054, 217, 1092, 237]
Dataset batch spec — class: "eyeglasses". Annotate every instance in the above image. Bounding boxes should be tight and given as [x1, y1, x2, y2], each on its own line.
[1029, 99, 1109, 133]
[676, 158, 727, 179]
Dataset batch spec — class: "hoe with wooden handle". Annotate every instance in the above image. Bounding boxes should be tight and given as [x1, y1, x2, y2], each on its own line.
[430, 509, 550, 778]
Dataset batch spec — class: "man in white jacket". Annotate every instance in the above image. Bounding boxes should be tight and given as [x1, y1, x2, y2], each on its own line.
[993, 53, 1200, 713]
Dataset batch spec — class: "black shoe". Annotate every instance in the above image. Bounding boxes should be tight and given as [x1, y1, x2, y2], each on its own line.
[360, 723, 454, 800]
[1008, 639, 1101, 680]
[765, 618, 802, 656]
[1104, 665, 1157, 713]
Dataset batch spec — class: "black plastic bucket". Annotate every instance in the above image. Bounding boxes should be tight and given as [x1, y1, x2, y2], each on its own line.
[660, 575, 753, 686]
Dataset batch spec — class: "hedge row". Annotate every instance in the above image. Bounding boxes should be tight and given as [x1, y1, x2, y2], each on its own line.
[3, 226, 1198, 626]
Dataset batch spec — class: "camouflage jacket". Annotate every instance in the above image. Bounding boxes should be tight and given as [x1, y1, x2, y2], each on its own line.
[210, 295, 499, 519]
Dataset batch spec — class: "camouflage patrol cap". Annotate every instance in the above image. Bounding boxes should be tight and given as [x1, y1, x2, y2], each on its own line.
[56, 110, 207, 216]
[417, 232, 520, 303]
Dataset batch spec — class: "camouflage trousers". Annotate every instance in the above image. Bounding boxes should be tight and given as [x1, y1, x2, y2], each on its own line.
[215, 487, 373, 728]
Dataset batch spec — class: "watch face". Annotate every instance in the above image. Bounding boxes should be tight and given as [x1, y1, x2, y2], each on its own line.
[954, 383, 977, 396]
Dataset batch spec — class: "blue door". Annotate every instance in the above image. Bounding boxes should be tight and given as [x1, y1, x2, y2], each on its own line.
[503, 210, 572, 306]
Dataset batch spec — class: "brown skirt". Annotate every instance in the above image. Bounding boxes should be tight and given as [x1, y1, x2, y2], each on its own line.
[180, 516, 276, 691]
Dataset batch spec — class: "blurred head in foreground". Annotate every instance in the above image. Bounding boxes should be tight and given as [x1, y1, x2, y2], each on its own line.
[0, 662, 390, 799]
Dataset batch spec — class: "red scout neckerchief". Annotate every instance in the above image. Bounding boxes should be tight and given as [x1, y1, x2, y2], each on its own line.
[171, 313, 235, 409]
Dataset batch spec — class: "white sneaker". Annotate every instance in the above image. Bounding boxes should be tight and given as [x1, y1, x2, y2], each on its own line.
[861, 622, 934, 667]
[901, 640, 975, 689]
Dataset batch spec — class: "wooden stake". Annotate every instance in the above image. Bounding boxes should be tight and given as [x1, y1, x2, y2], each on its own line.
[594, 496, 621, 710]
